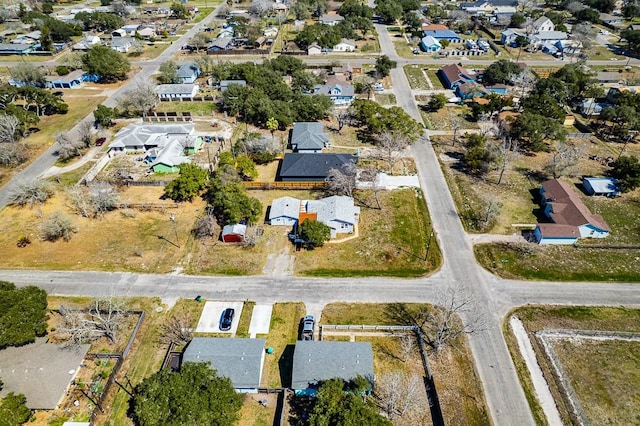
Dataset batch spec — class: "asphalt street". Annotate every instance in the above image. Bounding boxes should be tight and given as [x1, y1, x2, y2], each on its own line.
[2, 9, 640, 426]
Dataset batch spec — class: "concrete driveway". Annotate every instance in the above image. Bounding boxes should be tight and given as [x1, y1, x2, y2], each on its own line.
[248, 304, 273, 338]
[196, 301, 244, 334]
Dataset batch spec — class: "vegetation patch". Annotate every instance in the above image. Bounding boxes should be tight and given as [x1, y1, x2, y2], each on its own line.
[295, 189, 440, 277]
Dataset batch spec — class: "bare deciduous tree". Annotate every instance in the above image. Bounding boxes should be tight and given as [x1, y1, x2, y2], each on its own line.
[119, 82, 159, 118]
[69, 184, 118, 218]
[57, 298, 126, 345]
[496, 132, 520, 185]
[374, 371, 423, 420]
[451, 116, 462, 147]
[242, 225, 261, 248]
[41, 211, 76, 242]
[248, 0, 272, 16]
[479, 194, 502, 229]
[0, 114, 20, 143]
[545, 139, 585, 178]
[357, 163, 382, 210]
[160, 308, 194, 346]
[571, 22, 597, 50]
[0, 142, 27, 166]
[193, 212, 217, 239]
[326, 162, 357, 197]
[77, 120, 94, 148]
[373, 131, 409, 173]
[10, 179, 54, 207]
[419, 286, 485, 351]
[398, 333, 415, 362]
[335, 109, 352, 134]
[55, 132, 82, 161]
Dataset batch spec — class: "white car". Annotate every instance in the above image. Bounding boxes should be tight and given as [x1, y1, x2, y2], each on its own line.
[599, 29, 610, 35]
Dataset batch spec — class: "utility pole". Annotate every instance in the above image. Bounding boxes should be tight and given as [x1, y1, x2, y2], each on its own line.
[170, 214, 180, 248]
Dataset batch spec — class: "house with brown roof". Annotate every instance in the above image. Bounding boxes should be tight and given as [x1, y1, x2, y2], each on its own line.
[438, 64, 477, 89]
[534, 179, 610, 244]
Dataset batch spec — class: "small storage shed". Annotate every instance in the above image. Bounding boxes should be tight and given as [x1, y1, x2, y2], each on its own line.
[583, 177, 620, 197]
[222, 223, 247, 242]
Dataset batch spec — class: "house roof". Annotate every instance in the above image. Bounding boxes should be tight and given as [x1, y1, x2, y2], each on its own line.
[209, 37, 232, 49]
[320, 13, 344, 22]
[439, 64, 472, 85]
[110, 123, 194, 149]
[291, 122, 329, 151]
[502, 28, 525, 36]
[536, 223, 580, 238]
[111, 37, 135, 48]
[220, 80, 246, 89]
[270, 196, 301, 220]
[182, 337, 266, 389]
[422, 24, 449, 31]
[45, 69, 84, 84]
[291, 341, 374, 390]
[423, 30, 460, 39]
[421, 35, 441, 47]
[306, 196, 360, 226]
[151, 140, 190, 168]
[336, 38, 356, 46]
[222, 223, 247, 236]
[155, 83, 198, 95]
[313, 83, 355, 97]
[583, 177, 620, 194]
[0, 43, 34, 52]
[308, 42, 322, 51]
[532, 16, 552, 29]
[177, 61, 200, 79]
[541, 179, 610, 231]
[531, 31, 567, 41]
[279, 153, 358, 179]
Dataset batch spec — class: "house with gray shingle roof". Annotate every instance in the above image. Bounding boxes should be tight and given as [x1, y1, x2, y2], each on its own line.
[291, 341, 374, 395]
[182, 337, 266, 393]
[278, 153, 358, 181]
[155, 83, 200, 100]
[176, 61, 200, 84]
[313, 83, 355, 105]
[269, 195, 360, 237]
[290, 122, 329, 153]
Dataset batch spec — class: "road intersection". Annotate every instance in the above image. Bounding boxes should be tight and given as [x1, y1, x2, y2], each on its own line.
[1, 10, 640, 425]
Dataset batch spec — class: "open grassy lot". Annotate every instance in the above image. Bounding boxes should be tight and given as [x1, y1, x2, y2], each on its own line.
[374, 93, 397, 105]
[404, 65, 431, 90]
[262, 302, 306, 388]
[0, 94, 106, 187]
[294, 189, 441, 277]
[421, 105, 477, 131]
[425, 69, 446, 89]
[237, 393, 277, 426]
[553, 339, 640, 425]
[321, 303, 489, 425]
[504, 306, 640, 426]
[155, 100, 218, 116]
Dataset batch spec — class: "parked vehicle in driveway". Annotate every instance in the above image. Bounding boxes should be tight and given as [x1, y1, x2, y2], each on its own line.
[95, 137, 106, 146]
[301, 315, 315, 340]
[220, 308, 235, 331]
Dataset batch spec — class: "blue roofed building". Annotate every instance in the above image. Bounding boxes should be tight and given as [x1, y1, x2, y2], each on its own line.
[423, 30, 461, 43]
[582, 177, 620, 197]
[176, 62, 200, 84]
[420, 35, 442, 52]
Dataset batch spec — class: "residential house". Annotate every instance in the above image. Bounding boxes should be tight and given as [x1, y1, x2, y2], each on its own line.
[121, 24, 141, 36]
[136, 27, 156, 39]
[0, 43, 37, 55]
[304, 195, 361, 237]
[182, 337, 266, 393]
[150, 140, 191, 173]
[208, 37, 233, 51]
[582, 177, 620, 197]
[313, 83, 355, 105]
[110, 37, 135, 53]
[108, 123, 196, 153]
[290, 122, 330, 153]
[221, 224, 247, 242]
[45, 70, 84, 89]
[423, 29, 461, 43]
[291, 341, 374, 396]
[72, 35, 101, 51]
[320, 13, 345, 26]
[333, 39, 356, 52]
[13, 31, 41, 45]
[269, 196, 301, 226]
[176, 62, 201, 84]
[438, 64, 476, 89]
[111, 29, 127, 37]
[307, 43, 322, 55]
[534, 179, 611, 244]
[501, 28, 526, 46]
[155, 83, 200, 100]
[596, 71, 626, 84]
[278, 153, 358, 181]
[460, 1, 494, 14]
[531, 17, 554, 33]
[264, 27, 278, 38]
[220, 79, 246, 92]
[554, 39, 582, 56]
[600, 13, 624, 26]
[420, 35, 442, 52]
[528, 31, 567, 48]
[422, 24, 449, 32]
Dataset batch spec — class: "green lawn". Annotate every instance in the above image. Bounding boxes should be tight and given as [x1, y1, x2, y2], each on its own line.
[262, 303, 306, 388]
[155, 101, 218, 116]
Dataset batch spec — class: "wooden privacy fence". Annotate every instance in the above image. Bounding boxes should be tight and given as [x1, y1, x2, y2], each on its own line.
[242, 181, 327, 190]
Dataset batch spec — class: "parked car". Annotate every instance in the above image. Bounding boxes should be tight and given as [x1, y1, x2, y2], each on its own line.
[301, 315, 315, 340]
[95, 137, 106, 146]
[219, 308, 235, 331]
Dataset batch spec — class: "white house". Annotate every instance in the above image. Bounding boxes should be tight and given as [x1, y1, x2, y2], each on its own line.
[269, 196, 360, 238]
[110, 37, 135, 53]
[72, 34, 101, 51]
[155, 83, 200, 100]
[333, 38, 356, 52]
[307, 43, 322, 55]
[531, 16, 554, 33]
[320, 13, 345, 26]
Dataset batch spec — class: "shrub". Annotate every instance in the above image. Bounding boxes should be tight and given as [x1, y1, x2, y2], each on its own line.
[55, 66, 70, 76]
[41, 212, 76, 242]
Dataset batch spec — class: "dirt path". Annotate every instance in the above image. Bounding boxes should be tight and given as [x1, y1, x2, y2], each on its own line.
[468, 233, 526, 245]
[510, 317, 563, 426]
